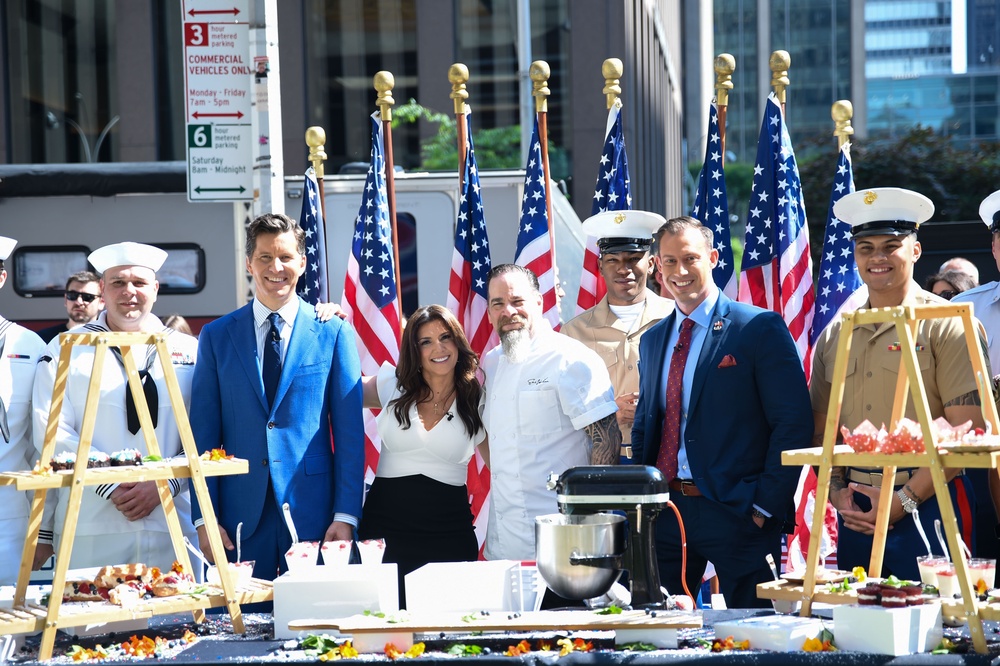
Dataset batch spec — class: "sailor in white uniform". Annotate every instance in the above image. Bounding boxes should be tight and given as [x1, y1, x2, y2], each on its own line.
[952, 190, 1000, 377]
[32, 242, 198, 571]
[0, 236, 46, 584]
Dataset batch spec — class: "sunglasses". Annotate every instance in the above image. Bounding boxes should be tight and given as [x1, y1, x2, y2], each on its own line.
[936, 290, 957, 301]
[65, 290, 98, 304]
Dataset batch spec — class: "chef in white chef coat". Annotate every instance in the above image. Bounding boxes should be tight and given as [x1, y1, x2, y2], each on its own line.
[32, 242, 198, 570]
[0, 236, 46, 584]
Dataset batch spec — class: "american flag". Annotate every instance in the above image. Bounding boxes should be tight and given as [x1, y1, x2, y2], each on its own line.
[691, 103, 737, 298]
[737, 93, 815, 372]
[296, 167, 328, 305]
[786, 143, 866, 573]
[514, 117, 560, 329]
[810, 144, 866, 343]
[577, 99, 631, 315]
[447, 113, 498, 357]
[445, 113, 495, 554]
[342, 113, 401, 484]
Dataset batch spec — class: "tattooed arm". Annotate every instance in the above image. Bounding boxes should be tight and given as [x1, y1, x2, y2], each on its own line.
[584, 413, 622, 466]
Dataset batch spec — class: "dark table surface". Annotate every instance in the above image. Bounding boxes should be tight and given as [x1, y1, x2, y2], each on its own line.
[11, 609, 1000, 664]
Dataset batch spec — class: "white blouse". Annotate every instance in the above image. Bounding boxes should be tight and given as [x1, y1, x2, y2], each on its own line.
[374, 362, 486, 486]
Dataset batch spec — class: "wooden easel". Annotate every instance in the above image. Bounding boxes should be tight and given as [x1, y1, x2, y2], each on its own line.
[0, 332, 271, 660]
[757, 304, 1000, 654]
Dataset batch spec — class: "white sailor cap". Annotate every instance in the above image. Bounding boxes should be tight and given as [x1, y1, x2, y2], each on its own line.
[88, 242, 167, 274]
[0, 237, 16, 262]
[832, 187, 934, 239]
[582, 210, 666, 254]
[979, 190, 1000, 234]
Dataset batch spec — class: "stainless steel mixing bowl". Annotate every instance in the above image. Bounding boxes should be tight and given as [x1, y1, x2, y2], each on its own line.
[535, 513, 625, 599]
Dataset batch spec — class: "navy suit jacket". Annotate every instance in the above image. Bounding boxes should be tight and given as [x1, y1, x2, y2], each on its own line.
[631, 293, 812, 523]
[189, 298, 365, 542]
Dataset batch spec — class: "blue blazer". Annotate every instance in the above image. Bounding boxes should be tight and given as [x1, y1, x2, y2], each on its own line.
[631, 293, 812, 522]
[189, 299, 365, 541]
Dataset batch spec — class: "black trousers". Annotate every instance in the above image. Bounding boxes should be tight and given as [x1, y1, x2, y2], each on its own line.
[654, 493, 780, 609]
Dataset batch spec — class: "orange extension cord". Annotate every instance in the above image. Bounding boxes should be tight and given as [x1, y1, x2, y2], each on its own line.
[665, 499, 696, 607]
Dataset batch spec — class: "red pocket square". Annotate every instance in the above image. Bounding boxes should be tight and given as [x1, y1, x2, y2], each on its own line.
[718, 354, 737, 368]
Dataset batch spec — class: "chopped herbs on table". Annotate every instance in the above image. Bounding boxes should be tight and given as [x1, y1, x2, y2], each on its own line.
[595, 604, 623, 615]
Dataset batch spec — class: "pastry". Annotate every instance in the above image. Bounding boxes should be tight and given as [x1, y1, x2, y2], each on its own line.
[108, 581, 144, 607]
[62, 580, 104, 602]
[51, 451, 76, 471]
[150, 561, 195, 597]
[87, 451, 111, 468]
[95, 563, 150, 589]
[110, 448, 143, 466]
[857, 582, 881, 605]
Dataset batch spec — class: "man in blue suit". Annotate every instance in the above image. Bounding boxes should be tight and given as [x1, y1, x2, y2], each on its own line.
[632, 216, 812, 608]
[190, 213, 365, 587]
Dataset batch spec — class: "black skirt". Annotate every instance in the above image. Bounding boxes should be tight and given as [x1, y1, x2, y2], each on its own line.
[358, 474, 479, 607]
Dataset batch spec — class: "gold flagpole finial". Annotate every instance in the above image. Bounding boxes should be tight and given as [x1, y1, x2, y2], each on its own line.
[602, 58, 623, 110]
[769, 50, 790, 104]
[374, 71, 396, 122]
[449, 63, 470, 116]
[530, 60, 550, 113]
[714, 54, 735, 108]
[305, 126, 327, 179]
[832, 100, 854, 150]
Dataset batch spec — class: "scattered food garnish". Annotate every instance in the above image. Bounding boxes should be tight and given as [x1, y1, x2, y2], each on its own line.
[384, 642, 424, 659]
[557, 638, 593, 656]
[363, 609, 386, 619]
[504, 640, 532, 657]
[852, 566, 867, 582]
[67, 645, 108, 661]
[446, 644, 482, 656]
[932, 638, 958, 654]
[201, 448, 233, 461]
[711, 635, 750, 652]
[142, 454, 163, 462]
[317, 640, 358, 661]
[976, 579, 989, 595]
[595, 604, 623, 615]
[617, 641, 658, 651]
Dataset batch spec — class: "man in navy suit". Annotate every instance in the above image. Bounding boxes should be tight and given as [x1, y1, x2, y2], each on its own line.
[190, 213, 365, 587]
[632, 216, 812, 608]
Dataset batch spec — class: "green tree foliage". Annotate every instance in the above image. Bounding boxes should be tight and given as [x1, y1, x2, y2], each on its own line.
[797, 127, 1000, 229]
[391, 100, 569, 180]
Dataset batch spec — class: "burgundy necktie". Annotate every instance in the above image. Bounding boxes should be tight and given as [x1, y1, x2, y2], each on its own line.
[656, 318, 695, 482]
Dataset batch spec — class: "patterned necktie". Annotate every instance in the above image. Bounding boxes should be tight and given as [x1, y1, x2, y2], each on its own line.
[656, 318, 695, 482]
[263, 312, 283, 408]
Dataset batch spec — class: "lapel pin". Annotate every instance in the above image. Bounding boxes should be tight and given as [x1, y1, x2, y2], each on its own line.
[712, 319, 723, 332]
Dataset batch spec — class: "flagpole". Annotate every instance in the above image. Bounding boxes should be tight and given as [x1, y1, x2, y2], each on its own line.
[374, 71, 403, 330]
[530, 60, 557, 272]
[832, 100, 854, 151]
[770, 50, 790, 116]
[450, 63, 470, 193]
[304, 126, 330, 302]
[714, 54, 735, 167]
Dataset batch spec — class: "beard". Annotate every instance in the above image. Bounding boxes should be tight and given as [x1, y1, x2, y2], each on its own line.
[499, 327, 531, 364]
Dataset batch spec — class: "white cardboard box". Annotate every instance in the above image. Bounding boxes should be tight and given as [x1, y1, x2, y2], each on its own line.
[833, 604, 942, 655]
[405, 561, 524, 614]
[714, 615, 826, 652]
[273, 563, 398, 639]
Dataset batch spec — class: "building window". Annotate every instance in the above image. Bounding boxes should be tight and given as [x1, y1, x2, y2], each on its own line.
[4, 1, 118, 163]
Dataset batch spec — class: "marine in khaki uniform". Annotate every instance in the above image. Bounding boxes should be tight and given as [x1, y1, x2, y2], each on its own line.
[562, 210, 674, 462]
[811, 187, 987, 579]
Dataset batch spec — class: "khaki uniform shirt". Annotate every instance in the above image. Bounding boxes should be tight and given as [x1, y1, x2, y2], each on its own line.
[811, 286, 978, 432]
[561, 291, 674, 444]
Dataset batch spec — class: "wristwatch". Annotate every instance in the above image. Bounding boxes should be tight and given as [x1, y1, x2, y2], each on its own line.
[896, 488, 919, 514]
[752, 508, 767, 521]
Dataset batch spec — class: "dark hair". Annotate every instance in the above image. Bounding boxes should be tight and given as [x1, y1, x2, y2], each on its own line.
[651, 216, 714, 256]
[924, 270, 977, 296]
[485, 263, 539, 294]
[246, 213, 306, 258]
[389, 304, 484, 438]
[64, 270, 101, 291]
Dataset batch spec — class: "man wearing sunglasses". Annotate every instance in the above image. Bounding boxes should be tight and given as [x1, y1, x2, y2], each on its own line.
[37, 271, 103, 343]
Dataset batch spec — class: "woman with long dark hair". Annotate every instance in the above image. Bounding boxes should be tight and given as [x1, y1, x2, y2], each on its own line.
[358, 305, 486, 607]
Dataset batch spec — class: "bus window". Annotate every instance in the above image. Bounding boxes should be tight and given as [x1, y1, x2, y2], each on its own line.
[152, 243, 205, 294]
[11, 246, 91, 298]
[397, 212, 417, 317]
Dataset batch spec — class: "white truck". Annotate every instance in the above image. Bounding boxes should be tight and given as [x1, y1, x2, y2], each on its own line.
[0, 163, 585, 331]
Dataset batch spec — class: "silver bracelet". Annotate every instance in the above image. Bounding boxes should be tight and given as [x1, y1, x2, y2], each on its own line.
[896, 488, 919, 514]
